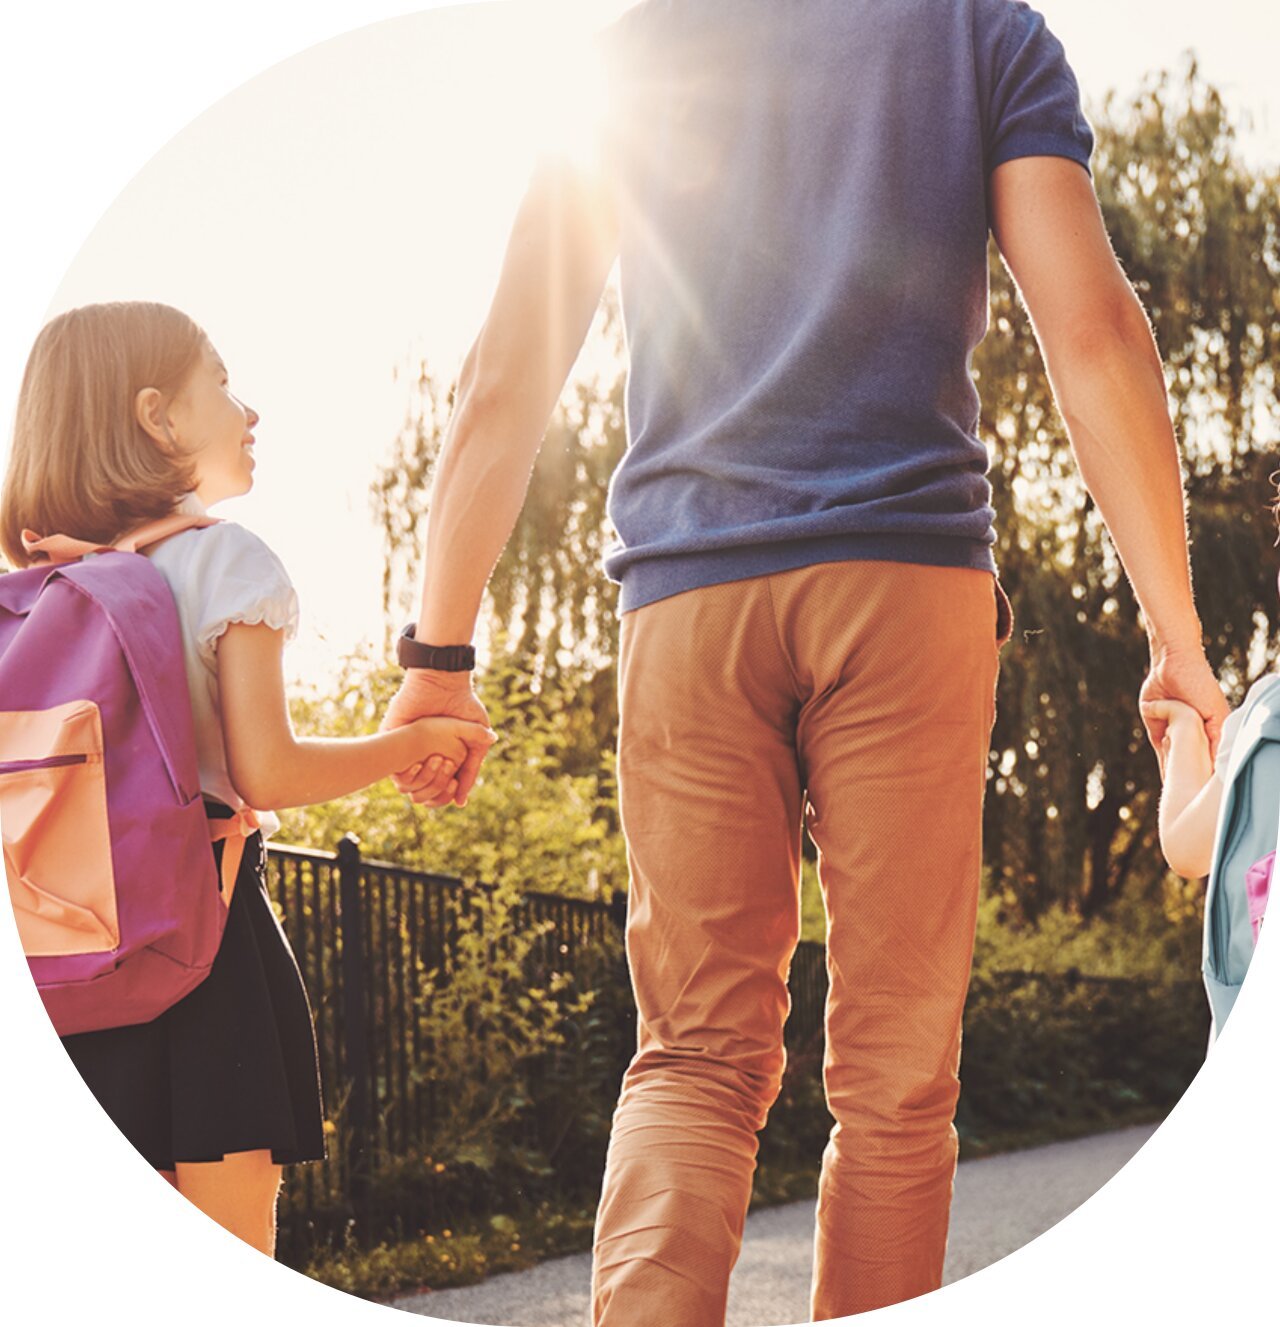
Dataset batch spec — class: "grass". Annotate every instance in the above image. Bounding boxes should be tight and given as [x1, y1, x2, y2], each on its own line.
[301, 1102, 1172, 1304]
[303, 1201, 598, 1303]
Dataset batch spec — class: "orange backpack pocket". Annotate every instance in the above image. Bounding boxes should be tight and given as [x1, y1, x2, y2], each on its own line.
[0, 700, 118, 957]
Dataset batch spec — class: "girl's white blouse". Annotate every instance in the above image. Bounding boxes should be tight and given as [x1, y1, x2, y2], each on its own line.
[142, 507, 299, 839]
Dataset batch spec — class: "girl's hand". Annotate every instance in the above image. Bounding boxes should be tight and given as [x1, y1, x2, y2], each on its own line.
[1141, 696, 1205, 737]
[1141, 697, 1208, 781]
[380, 669, 495, 807]
[396, 715, 497, 807]
[1138, 646, 1228, 763]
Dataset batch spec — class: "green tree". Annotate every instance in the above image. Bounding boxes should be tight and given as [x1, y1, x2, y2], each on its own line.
[981, 61, 1280, 919]
[372, 298, 627, 685]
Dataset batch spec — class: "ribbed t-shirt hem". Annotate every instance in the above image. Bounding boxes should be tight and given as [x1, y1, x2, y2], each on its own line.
[614, 533, 998, 614]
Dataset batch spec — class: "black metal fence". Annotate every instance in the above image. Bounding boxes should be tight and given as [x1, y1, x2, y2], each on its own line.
[266, 836, 659, 1262]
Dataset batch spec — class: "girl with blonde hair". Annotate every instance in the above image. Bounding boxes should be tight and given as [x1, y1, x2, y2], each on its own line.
[2, 301, 495, 1256]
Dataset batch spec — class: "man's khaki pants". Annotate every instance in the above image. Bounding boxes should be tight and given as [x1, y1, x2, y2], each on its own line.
[591, 560, 1011, 1324]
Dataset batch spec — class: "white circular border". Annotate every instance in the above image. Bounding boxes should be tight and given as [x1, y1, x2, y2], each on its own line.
[2, 3, 1275, 1324]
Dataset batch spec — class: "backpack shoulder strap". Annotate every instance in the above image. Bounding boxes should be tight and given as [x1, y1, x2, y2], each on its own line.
[21, 514, 220, 567]
[1223, 675, 1280, 787]
[1208, 674, 1280, 889]
[116, 514, 222, 554]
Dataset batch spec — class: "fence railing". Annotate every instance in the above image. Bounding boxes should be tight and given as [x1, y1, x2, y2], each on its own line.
[267, 836, 655, 1261]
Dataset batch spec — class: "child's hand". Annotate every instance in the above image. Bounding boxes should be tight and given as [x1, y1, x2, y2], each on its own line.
[397, 716, 497, 806]
[1138, 650, 1229, 763]
[1141, 697, 1209, 779]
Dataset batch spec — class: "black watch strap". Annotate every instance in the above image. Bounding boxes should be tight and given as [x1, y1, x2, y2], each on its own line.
[397, 624, 476, 672]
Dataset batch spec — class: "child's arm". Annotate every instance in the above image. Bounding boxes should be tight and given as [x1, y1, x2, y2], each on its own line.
[1145, 697, 1224, 879]
[217, 621, 496, 811]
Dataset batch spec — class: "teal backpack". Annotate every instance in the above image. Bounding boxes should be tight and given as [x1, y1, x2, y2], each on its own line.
[1204, 673, 1280, 1037]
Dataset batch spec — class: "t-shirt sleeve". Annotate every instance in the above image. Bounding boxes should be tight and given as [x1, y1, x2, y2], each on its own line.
[186, 522, 300, 669]
[985, 1, 1095, 174]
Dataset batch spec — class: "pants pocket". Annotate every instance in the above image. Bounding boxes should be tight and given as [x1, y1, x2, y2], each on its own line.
[994, 576, 1014, 651]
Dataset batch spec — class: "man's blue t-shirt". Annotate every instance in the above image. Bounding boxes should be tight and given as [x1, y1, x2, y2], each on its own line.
[597, 0, 1094, 613]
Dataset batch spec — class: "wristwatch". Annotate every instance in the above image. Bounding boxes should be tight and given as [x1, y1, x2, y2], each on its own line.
[397, 624, 476, 672]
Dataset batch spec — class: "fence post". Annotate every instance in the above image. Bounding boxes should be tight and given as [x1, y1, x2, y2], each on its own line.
[338, 834, 373, 1238]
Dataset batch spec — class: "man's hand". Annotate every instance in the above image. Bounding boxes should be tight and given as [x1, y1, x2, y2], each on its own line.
[1138, 645, 1229, 766]
[380, 669, 495, 808]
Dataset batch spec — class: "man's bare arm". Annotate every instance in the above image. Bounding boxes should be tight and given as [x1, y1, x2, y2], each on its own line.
[989, 156, 1228, 749]
[379, 154, 620, 805]
[416, 157, 620, 646]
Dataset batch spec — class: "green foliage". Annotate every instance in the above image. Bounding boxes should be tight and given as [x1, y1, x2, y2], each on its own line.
[405, 881, 623, 1183]
[279, 637, 629, 900]
[955, 971, 1208, 1151]
[752, 1033, 832, 1207]
[521, 927, 632, 1181]
[969, 883, 1203, 983]
[303, 1202, 597, 1301]
[978, 62, 1280, 919]
[410, 879, 595, 1177]
[799, 856, 825, 942]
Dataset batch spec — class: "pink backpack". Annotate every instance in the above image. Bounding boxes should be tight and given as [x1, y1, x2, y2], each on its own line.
[1, 515, 258, 1035]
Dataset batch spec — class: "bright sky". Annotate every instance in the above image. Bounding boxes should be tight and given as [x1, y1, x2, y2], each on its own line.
[4, 0, 1279, 691]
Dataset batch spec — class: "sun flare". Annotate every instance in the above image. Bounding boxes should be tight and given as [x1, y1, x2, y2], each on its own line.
[493, 3, 616, 170]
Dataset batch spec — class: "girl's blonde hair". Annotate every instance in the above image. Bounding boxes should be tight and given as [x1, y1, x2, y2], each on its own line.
[1, 301, 207, 569]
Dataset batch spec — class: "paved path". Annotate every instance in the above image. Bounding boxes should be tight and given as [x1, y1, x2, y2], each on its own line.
[393, 1123, 1158, 1326]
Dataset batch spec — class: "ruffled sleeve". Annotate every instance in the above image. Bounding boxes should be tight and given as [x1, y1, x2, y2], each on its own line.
[182, 522, 300, 670]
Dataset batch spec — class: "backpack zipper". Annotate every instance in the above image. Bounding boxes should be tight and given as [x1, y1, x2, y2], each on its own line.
[0, 753, 91, 775]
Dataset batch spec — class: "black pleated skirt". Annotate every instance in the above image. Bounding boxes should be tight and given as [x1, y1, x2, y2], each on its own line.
[61, 802, 326, 1171]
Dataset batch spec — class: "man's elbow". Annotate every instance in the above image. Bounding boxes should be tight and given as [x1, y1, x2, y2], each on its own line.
[1049, 280, 1163, 379]
[449, 339, 521, 445]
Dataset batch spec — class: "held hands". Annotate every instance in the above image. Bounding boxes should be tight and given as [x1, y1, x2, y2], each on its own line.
[1140, 696, 1208, 781]
[1138, 644, 1227, 775]
[380, 668, 496, 808]
[393, 714, 497, 805]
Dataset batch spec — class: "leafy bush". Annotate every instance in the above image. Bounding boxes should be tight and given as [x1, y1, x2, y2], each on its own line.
[955, 969, 1208, 1151]
[969, 880, 1203, 982]
[280, 637, 629, 902]
[411, 879, 593, 1176]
